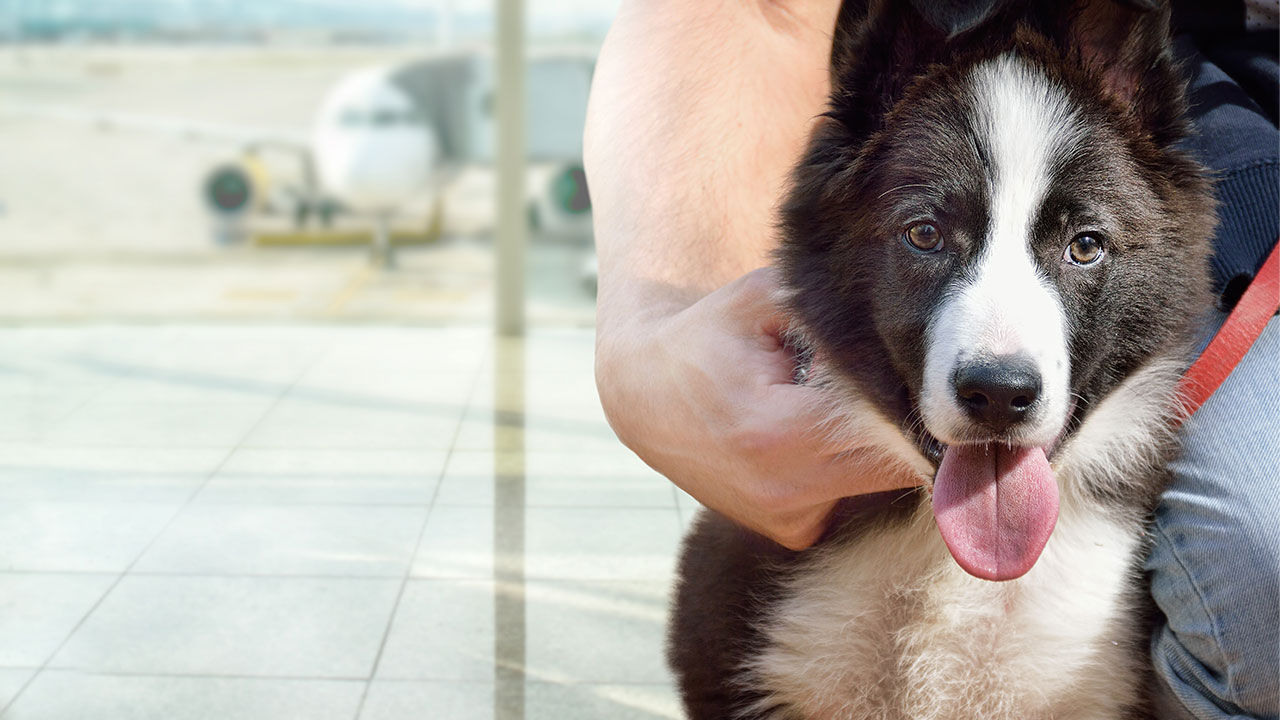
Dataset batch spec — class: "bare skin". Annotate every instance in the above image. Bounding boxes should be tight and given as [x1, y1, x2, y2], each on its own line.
[585, 0, 924, 550]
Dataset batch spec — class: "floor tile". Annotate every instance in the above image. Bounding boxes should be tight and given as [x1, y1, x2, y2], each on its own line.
[453, 417, 620, 453]
[524, 449, 657, 478]
[410, 506, 493, 579]
[0, 447, 223, 502]
[242, 397, 462, 450]
[452, 403, 620, 453]
[525, 472, 673, 508]
[120, 333, 321, 385]
[0, 391, 90, 443]
[134, 504, 426, 576]
[316, 327, 489, 376]
[472, 370, 603, 413]
[50, 576, 401, 678]
[359, 680, 494, 720]
[90, 369, 292, 405]
[0, 346, 148, 396]
[524, 374, 605, 412]
[0, 326, 180, 357]
[526, 681, 681, 720]
[435, 450, 669, 508]
[433, 451, 501, 506]
[48, 401, 274, 447]
[292, 365, 477, 406]
[525, 508, 681, 581]
[0, 325, 693, 720]
[522, 328, 596, 368]
[0, 501, 180, 572]
[167, 325, 337, 353]
[0, 669, 32, 712]
[197, 448, 448, 505]
[375, 580, 494, 681]
[83, 331, 317, 404]
[525, 581, 672, 686]
[0, 574, 116, 666]
[5, 671, 363, 720]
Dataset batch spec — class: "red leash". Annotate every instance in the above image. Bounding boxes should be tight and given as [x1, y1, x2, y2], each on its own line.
[1177, 239, 1280, 420]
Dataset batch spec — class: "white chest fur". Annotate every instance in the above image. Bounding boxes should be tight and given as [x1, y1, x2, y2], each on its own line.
[746, 501, 1145, 720]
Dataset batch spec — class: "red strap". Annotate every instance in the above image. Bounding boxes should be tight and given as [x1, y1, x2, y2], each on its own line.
[1177, 239, 1280, 420]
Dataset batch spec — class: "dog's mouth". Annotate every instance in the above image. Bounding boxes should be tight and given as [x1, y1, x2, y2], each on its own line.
[795, 348, 1073, 582]
[914, 402, 1078, 583]
[931, 442, 1058, 582]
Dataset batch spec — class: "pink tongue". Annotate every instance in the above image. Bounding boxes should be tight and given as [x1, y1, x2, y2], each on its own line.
[932, 444, 1058, 581]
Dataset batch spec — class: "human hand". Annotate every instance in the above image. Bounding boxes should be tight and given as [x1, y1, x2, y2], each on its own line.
[595, 267, 926, 550]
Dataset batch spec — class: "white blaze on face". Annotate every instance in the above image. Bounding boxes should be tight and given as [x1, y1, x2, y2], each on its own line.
[922, 55, 1078, 447]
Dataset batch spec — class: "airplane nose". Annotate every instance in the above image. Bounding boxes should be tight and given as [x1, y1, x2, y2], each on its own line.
[952, 356, 1042, 432]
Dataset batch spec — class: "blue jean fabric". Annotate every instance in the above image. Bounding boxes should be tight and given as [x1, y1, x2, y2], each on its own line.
[1148, 313, 1280, 720]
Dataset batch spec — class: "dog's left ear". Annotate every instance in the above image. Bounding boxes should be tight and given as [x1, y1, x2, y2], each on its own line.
[1052, 0, 1185, 145]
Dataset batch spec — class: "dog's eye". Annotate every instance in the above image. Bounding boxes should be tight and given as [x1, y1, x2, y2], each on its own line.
[1065, 233, 1105, 266]
[903, 222, 944, 253]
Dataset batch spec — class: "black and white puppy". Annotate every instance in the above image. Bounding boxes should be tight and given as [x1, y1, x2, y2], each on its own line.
[668, 1, 1216, 718]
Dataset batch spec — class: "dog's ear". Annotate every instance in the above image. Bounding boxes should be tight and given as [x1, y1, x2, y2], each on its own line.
[828, 0, 1030, 141]
[827, 0, 960, 141]
[1053, 0, 1186, 145]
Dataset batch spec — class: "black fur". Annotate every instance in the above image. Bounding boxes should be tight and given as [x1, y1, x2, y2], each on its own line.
[668, 0, 1216, 717]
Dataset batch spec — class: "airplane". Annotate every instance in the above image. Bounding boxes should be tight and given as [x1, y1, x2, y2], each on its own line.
[19, 48, 596, 269]
[212, 48, 596, 267]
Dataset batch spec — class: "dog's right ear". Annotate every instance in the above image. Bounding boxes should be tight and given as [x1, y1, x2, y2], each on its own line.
[827, 0, 1013, 142]
[827, 1, 944, 141]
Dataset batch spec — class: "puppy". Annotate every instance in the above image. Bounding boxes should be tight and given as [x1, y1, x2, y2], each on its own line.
[668, 1, 1215, 718]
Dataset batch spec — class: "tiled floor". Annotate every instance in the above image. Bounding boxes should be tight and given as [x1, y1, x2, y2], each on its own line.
[0, 325, 695, 719]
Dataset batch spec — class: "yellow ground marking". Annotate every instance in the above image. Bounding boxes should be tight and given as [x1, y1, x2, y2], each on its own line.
[324, 263, 374, 316]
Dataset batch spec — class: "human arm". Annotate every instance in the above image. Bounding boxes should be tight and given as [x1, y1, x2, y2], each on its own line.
[584, 0, 924, 549]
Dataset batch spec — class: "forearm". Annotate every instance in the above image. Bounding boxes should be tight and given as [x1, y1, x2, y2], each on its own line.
[584, 0, 840, 338]
[581, 2, 905, 549]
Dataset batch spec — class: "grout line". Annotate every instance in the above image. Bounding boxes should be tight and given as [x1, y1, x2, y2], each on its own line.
[350, 346, 486, 720]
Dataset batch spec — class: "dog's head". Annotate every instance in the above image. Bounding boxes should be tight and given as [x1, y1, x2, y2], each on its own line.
[778, 0, 1214, 580]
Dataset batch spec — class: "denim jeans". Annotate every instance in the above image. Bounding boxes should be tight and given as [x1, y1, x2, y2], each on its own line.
[1148, 313, 1280, 719]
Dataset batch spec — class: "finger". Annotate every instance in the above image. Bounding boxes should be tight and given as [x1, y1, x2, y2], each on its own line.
[723, 267, 794, 343]
[762, 383, 929, 495]
[712, 269, 808, 383]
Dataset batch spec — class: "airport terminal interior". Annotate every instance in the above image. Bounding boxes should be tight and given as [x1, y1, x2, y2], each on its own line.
[0, 2, 689, 718]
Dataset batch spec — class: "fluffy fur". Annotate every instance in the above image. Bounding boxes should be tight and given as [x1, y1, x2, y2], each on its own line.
[668, 1, 1216, 718]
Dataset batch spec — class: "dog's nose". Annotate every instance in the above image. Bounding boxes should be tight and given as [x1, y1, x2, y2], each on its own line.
[952, 356, 1042, 432]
